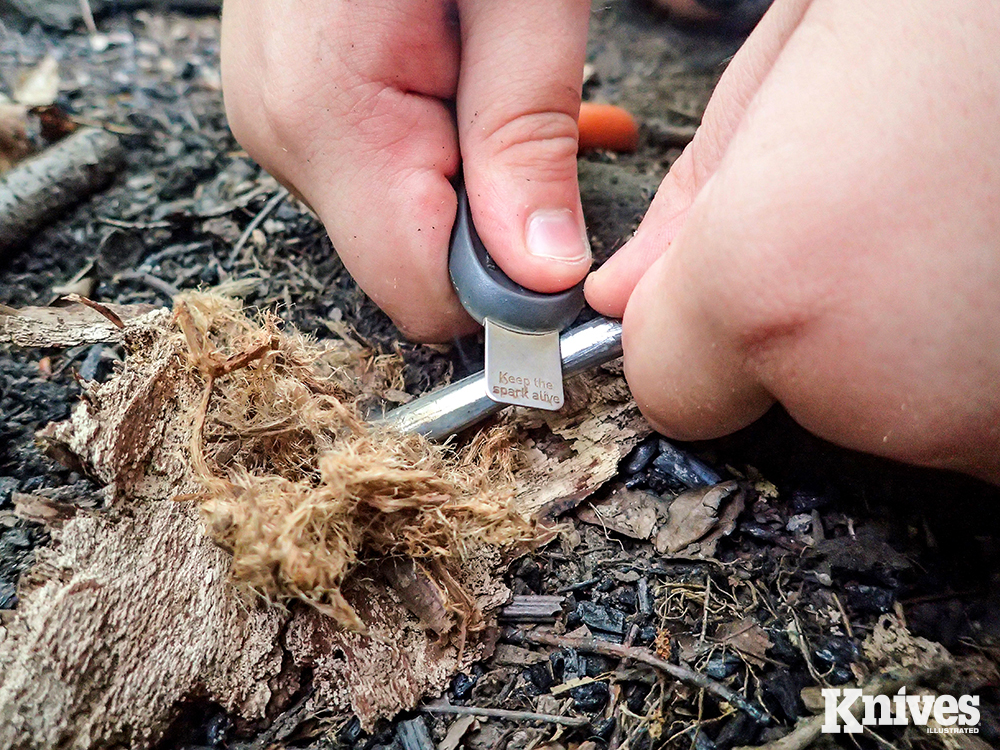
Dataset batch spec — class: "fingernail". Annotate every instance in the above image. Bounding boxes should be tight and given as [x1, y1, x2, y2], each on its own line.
[525, 209, 591, 263]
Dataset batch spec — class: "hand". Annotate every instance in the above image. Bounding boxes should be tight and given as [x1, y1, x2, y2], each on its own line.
[586, 0, 1000, 482]
[221, 0, 592, 341]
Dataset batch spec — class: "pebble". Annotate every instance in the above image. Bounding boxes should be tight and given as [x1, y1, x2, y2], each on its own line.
[592, 716, 616, 741]
[829, 667, 854, 686]
[513, 557, 543, 592]
[199, 263, 220, 285]
[653, 440, 721, 488]
[550, 648, 584, 682]
[843, 582, 896, 613]
[624, 439, 657, 475]
[761, 670, 805, 722]
[571, 680, 610, 713]
[450, 672, 476, 701]
[637, 577, 652, 615]
[813, 636, 859, 670]
[611, 586, 638, 613]
[714, 712, 761, 750]
[78, 344, 105, 382]
[786, 514, 813, 534]
[790, 489, 831, 513]
[705, 652, 742, 679]
[0, 477, 18, 507]
[205, 712, 231, 747]
[692, 729, 717, 750]
[3, 527, 32, 550]
[526, 661, 554, 691]
[624, 682, 651, 714]
[635, 625, 658, 647]
[0, 581, 17, 609]
[584, 655, 618, 678]
[577, 601, 626, 634]
[337, 716, 363, 745]
[740, 522, 780, 543]
[20, 476, 44, 492]
[397, 716, 433, 750]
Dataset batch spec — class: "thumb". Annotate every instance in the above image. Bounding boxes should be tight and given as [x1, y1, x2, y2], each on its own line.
[585, 0, 811, 317]
[456, 0, 592, 294]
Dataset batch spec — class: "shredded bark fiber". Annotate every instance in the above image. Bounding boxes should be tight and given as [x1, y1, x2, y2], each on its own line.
[1, 293, 645, 747]
[172, 293, 536, 632]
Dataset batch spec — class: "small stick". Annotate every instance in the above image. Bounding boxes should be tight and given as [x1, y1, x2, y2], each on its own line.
[832, 592, 853, 639]
[96, 216, 173, 231]
[62, 294, 125, 329]
[515, 631, 771, 726]
[698, 574, 711, 647]
[211, 337, 276, 377]
[422, 704, 589, 728]
[115, 270, 181, 300]
[0, 127, 124, 254]
[78, 0, 98, 36]
[228, 187, 288, 264]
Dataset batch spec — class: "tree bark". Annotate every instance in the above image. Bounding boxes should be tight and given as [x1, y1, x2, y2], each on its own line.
[0, 303, 646, 748]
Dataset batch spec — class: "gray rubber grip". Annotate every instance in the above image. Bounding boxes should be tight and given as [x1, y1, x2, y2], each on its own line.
[449, 184, 585, 333]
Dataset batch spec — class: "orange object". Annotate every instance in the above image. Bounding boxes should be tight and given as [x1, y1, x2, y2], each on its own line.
[577, 102, 639, 153]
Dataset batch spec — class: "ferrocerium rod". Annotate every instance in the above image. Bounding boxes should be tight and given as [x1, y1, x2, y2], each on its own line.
[380, 317, 623, 440]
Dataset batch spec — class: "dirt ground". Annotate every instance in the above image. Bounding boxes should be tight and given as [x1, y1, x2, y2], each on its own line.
[1, 3, 998, 749]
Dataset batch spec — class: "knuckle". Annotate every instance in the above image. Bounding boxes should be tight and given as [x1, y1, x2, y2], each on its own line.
[689, 201, 821, 368]
[477, 110, 580, 178]
[257, 74, 321, 142]
[391, 311, 466, 344]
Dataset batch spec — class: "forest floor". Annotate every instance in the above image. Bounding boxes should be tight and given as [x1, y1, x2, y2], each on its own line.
[1, 3, 998, 750]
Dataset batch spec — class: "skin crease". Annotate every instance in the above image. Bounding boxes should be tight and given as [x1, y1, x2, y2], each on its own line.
[222, 0, 1000, 484]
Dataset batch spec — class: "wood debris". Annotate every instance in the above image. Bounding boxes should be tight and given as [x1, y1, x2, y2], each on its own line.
[0, 292, 645, 748]
[0, 299, 158, 347]
[0, 127, 124, 253]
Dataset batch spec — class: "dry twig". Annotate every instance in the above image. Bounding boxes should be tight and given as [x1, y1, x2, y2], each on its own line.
[422, 704, 589, 728]
[515, 631, 772, 725]
[227, 187, 288, 264]
[61, 293, 125, 329]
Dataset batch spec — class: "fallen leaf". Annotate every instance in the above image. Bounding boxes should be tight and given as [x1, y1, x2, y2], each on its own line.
[714, 618, 772, 667]
[674, 634, 706, 663]
[813, 524, 912, 575]
[577, 485, 659, 540]
[655, 481, 740, 555]
[690, 488, 745, 557]
[15, 55, 60, 107]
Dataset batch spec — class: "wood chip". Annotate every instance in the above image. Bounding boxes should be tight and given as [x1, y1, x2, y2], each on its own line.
[499, 594, 564, 623]
[438, 714, 476, 750]
[0, 301, 159, 347]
